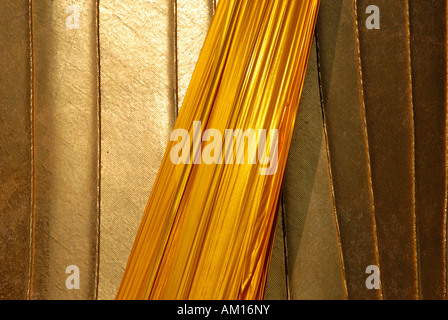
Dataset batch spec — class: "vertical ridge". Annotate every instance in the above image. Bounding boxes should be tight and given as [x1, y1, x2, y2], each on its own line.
[443, 2, 448, 300]
[95, 0, 102, 301]
[405, 0, 419, 300]
[27, 0, 35, 301]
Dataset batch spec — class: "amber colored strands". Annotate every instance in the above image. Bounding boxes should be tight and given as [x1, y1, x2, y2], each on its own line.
[117, 0, 320, 300]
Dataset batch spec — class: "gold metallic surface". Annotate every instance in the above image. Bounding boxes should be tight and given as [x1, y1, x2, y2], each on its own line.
[98, 0, 177, 299]
[317, 0, 381, 300]
[29, 0, 99, 299]
[409, 0, 448, 300]
[117, 0, 321, 300]
[357, 0, 418, 300]
[0, 0, 32, 300]
[283, 39, 345, 300]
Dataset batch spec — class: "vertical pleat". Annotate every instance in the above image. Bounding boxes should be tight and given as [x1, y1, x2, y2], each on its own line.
[317, 0, 381, 300]
[356, 0, 418, 300]
[409, 0, 448, 300]
[0, 0, 32, 300]
[282, 39, 346, 300]
[30, 0, 99, 299]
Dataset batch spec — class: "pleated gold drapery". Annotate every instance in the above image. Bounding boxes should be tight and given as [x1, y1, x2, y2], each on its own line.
[1, 0, 447, 300]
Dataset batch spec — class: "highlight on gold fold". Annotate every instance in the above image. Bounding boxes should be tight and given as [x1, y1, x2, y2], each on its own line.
[116, 0, 321, 300]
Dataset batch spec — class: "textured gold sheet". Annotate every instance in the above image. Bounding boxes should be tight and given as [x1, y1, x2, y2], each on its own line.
[0, 0, 32, 300]
[98, 0, 177, 299]
[409, 0, 447, 300]
[30, 0, 99, 300]
[357, 0, 418, 300]
[1, 0, 100, 300]
[317, 0, 381, 300]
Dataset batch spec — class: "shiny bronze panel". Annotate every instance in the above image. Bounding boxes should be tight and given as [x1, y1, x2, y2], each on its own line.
[283, 39, 346, 300]
[409, 0, 448, 300]
[317, 0, 381, 299]
[30, 0, 99, 299]
[0, 0, 32, 300]
[357, 0, 418, 299]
